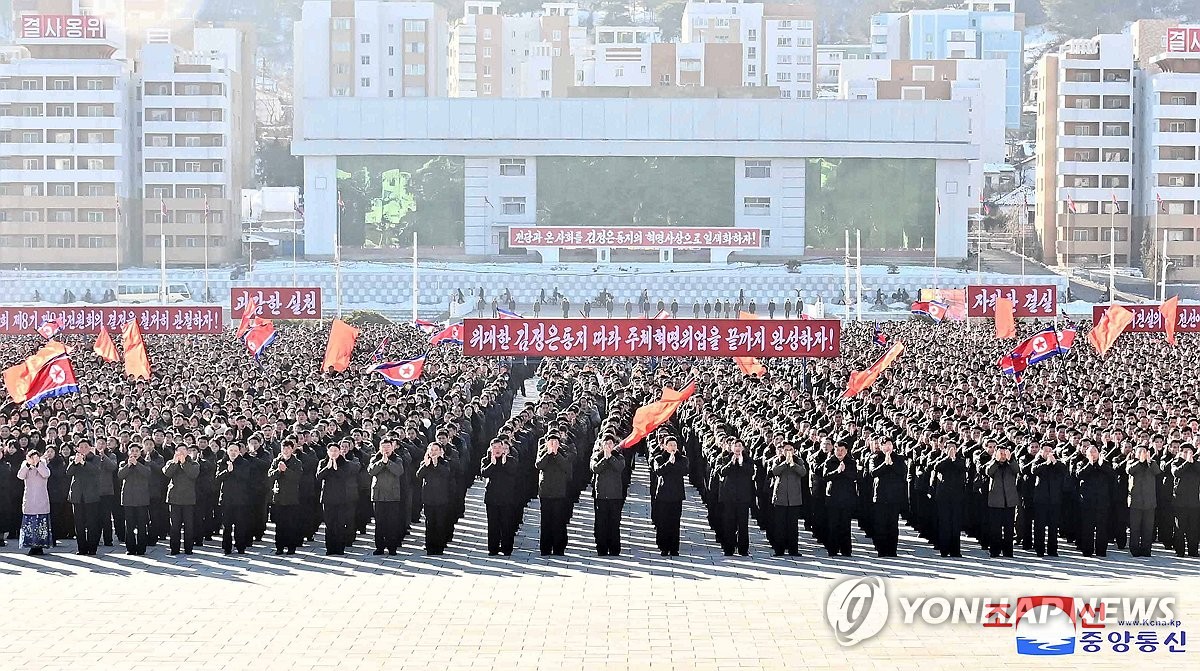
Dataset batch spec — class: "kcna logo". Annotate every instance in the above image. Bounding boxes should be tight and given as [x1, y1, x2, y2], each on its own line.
[825, 579, 1176, 656]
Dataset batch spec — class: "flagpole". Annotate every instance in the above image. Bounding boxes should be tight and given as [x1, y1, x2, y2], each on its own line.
[203, 201, 210, 302]
[114, 199, 122, 303]
[855, 228, 863, 323]
[1161, 228, 1169, 304]
[411, 229, 418, 322]
[1155, 202, 1162, 301]
[933, 193, 939, 284]
[335, 198, 343, 319]
[292, 215, 298, 288]
[159, 203, 167, 304]
[843, 229, 851, 321]
[1108, 199, 1116, 302]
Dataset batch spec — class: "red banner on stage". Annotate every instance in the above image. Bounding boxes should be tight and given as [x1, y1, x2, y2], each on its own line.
[1090, 304, 1200, 333]
[966, 285, 1058, 318]
[230, 287, 322, 320]
[463, 318, 841, 358]
[0, 306, 223, 334]
[508, 227, 762, 249]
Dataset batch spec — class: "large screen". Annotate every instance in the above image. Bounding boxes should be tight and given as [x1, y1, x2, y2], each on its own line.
[804, 158, 936, 251]
[536, 157, 735, 228]
[335, 156, 465, 247]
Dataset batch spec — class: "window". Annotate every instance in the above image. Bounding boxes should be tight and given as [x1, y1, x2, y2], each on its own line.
[85, 79, 104, 90]
[777, 37, 792, 47]
[184, 136, 202, 147]
[54, 184, 72, 196]
[501, 196, 526, 215]
[901, 86, 925, 101]
[777, 55, 792, 65]
[150, 136, 169, 147]
[334, 64, 349, 75]
[23, 158, 40, 170]
[780, 90, 792, 99]
[360, 33, 370, 44]
[744, 197, 771, 216]
[333, 87, 350, 96]
[747, 47, 757, 60]
[407, 42, 424, 54]
[50, 236, 74, 249]
[404, 64, 426, 76]
[87, 211, 105, 223]
[778, 20, 791, 29]
[23, 236, 43, 249]
[659, 73, 672, 86]
[483, 28, 492, 40]
[361, 56, 370, 65]
[85, 105, 104, 117]
[388, 46, 395, 56]
[775, 72, 789, 82]
[1168, 120, 1186, 132]
[482, 46, 493, 58]
[333, 18, 351, 30]
[184, 187, 202, 198]
[640, 65, 647, 74]
[87, 185, 104, 196]
[148, 109, 170, 121]
[182, 161, 201, 172]
[499, 158, 526, 176]
[482, 83, 492, 94]
[1073, 125, 1095, 136]
[615, 66, 624, 77]
[150, 160, 170, 172]
[404, 20, 425, 33]
[913, 66, 934, 82]
[552, 30, 562, 41]
[21, 210, 40, 222]
[482, 65, 492, 77]
[333, 42, 351, 52]
[53, 104, 71, 117]
[86, 159, 103, 170]
[540, 69, 551, 81]
[744, 160, 771, 178]
[1171, 95, 1188, 105]
[53, 131, 71, 143]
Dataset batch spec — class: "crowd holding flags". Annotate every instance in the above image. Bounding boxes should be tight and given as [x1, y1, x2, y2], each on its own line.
[92, 327, 119, 363]
[429, 323, 464, 346]
[37, 319, 62, 340]
[619, 380, 696, 449]
[120, 319, 152, 380]
[910, 300, 948, 323]
[367, 355, 426, 386]
[872, 321, 889, 348]
[1089, 304, 1134, 357]
[844, 342, 905, 398]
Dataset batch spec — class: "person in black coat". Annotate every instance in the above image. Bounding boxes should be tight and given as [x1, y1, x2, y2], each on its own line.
[868, 440, 907, 557]
[317, 444, 360, 556]
[44, 447, 71, 545]
[931, 443, 966, 557]
[1030, 446, 1068, 557]
[822, 444, 858, 557]
[1075, 445, 1114, 557]
[367, 440, 407, 556]
[215, 444, 254, 555]
[267, 441, 303, 555]
[717, 440, 755, 557]
[651, 437, 688, 557]
[1127, 446, 1162, 557]
[1173, 446, 1200, 557]
[767, 441, 807, 557]
[417, 443, 455, 555]
[535, 435, 572, 556]
[66, 440, 103, 555]
[590, 436, 627, 556]
[117, 446, 153, 556]
[480, 440, 520, 556]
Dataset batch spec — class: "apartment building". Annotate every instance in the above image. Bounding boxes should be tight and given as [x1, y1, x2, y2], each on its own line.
[681, 0, 817, 100]
[869, 3, 1023, 128]
[0, 12, 132, 268]
[139, 26, 253, 268]
[815, 43, 870, 100]
[449, 1, 585, 98]
[839, 58, 1006, 216]
[1033, 35, 1135, 269]
[294, 0, 448, 103]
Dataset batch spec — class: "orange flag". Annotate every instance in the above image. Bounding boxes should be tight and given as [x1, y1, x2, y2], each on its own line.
[843, 341, 905, 398]
[994, 297, 1016, 339]
[1087, 304, 1133, 357]
[121, 319, 152, 379]
[321, 319, 360, 372]
[93, 326, 119, 363]
[734, 356, 766, 377]
[619, 380, 696, 448]
[738, 311, 757, 320]
[236, 297, 258, 339]
[4, 341, 69, 404]
[1160, 296, 1179, 346]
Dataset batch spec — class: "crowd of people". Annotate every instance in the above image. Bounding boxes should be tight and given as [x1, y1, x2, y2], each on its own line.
[1, 313, 1198, 563]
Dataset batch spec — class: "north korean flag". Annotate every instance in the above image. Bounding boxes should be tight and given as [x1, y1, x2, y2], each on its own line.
[910, 301, 930, 317]
[24, 354, 79, 408]
[496, 308, 523, 319]
[37, 319, 62, 340]
[1007, 325, 1066, 366]
[429, 323, 463, 346]
[927, 300, 949, 323]
[243, 319, 277, 359]
[413, 318, 441, 334]
[367, 355, 425, 386]
[872, 321, 889, 348]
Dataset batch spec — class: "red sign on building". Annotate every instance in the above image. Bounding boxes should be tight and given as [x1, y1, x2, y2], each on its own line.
[1091, 304, 1200, 333]
[463, 318, 841, 358]
[230, 287, 322, 320]
[0, 306, 223, 334]
[966, 285, 1058, 318]
[1166, 27, 1200, 53]
[20, 15, 106, 40]
[508, 227, 762, 249]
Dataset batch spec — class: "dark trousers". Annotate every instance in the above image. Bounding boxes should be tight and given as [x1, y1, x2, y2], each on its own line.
[1033, 506, 1061, 556]
[594, 498, 623, 555]
[424, 503, 452, 554]
[1016, 500, 1034, 549]
[123, 505, 148, 554]
[373, 501, 403, 552]
[654, 500, 683, 554]
[988, 506, 1015, 557]
[272, 504, 300, 551]
[826, 505, 853, 556]
[540, 498, 570, 555]
[871, 505, 899, 557]
[1175, 507, 1200, 556]
[72, 501, 102, 553]
[149, 499, 168, 544]
[221, 504, 251, 553]
[50, 500, 72, 542]
[721, 502, 750, 555]
[936, 501, 963, 556]
[1129, 507, 1156, 556]
[169, 504, 195, 553]
[99, 494, 121, 544]
[772, 505, 802, 555]
[485, 503, 518, 555]
[323, 502, 353, 554]
[1078, 505, 1108, 556]
[197, 493, 217, 539]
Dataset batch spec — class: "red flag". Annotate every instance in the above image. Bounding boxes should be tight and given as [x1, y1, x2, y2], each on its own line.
[236, 297, 258, 339]
[429, 323, 463, 345]
[244, 318, 277, 359]
[1067, 195, 1078, 214]
[1087, 304, 1133, 357]
[93, 326, 119, 363]
[994, 297, 1016, 339]
[322, 319, 360, 372]
[4, 342, 69, 404]
[619, 381, 696, 449]
[121, 319, 152, 379]
[734, 356, 766, 377]
[843, 341, 905, 398]
[23, 354, 79, 408]
[1160, 296, 1179, 346]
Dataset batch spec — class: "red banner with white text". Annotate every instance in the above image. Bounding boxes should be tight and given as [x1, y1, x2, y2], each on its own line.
[966, 285, 1058, 318]
[0, 306, 223, 334]
[1090, 304, 1200, 333]
[463, 318, 841, 358]
[230, 287, 322, 319]
[508, 227, 762, 249]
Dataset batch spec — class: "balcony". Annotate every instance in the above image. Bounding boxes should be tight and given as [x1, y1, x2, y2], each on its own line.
[1057, 106, 1112, 122]
[1160, 239, 1200, 257]
[142, 94, 229, 110]
[0, 116, 123, 130]
[1058, 134, 1127, 149]
[0, 168, 122, 182]
[0, 219, 118, 236]
[2, 141, 124, 157]
[1155, 104, 1198, 118]
[4, 88, 122, 105]
[142, 120, 228, 135]
[0, 196, 119, 209]
[0, 245, 119, 266]
[1058, 80, 1131, 96]
[142, 144, 229, 160]
[1056, 238, 1131, 256]
[143, 245, 239, 265]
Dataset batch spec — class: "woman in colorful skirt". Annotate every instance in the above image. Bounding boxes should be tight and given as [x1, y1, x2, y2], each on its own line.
[17, 450, 52, 556]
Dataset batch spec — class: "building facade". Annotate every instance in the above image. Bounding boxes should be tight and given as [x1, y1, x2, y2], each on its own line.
[816, 43, 870, 100]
